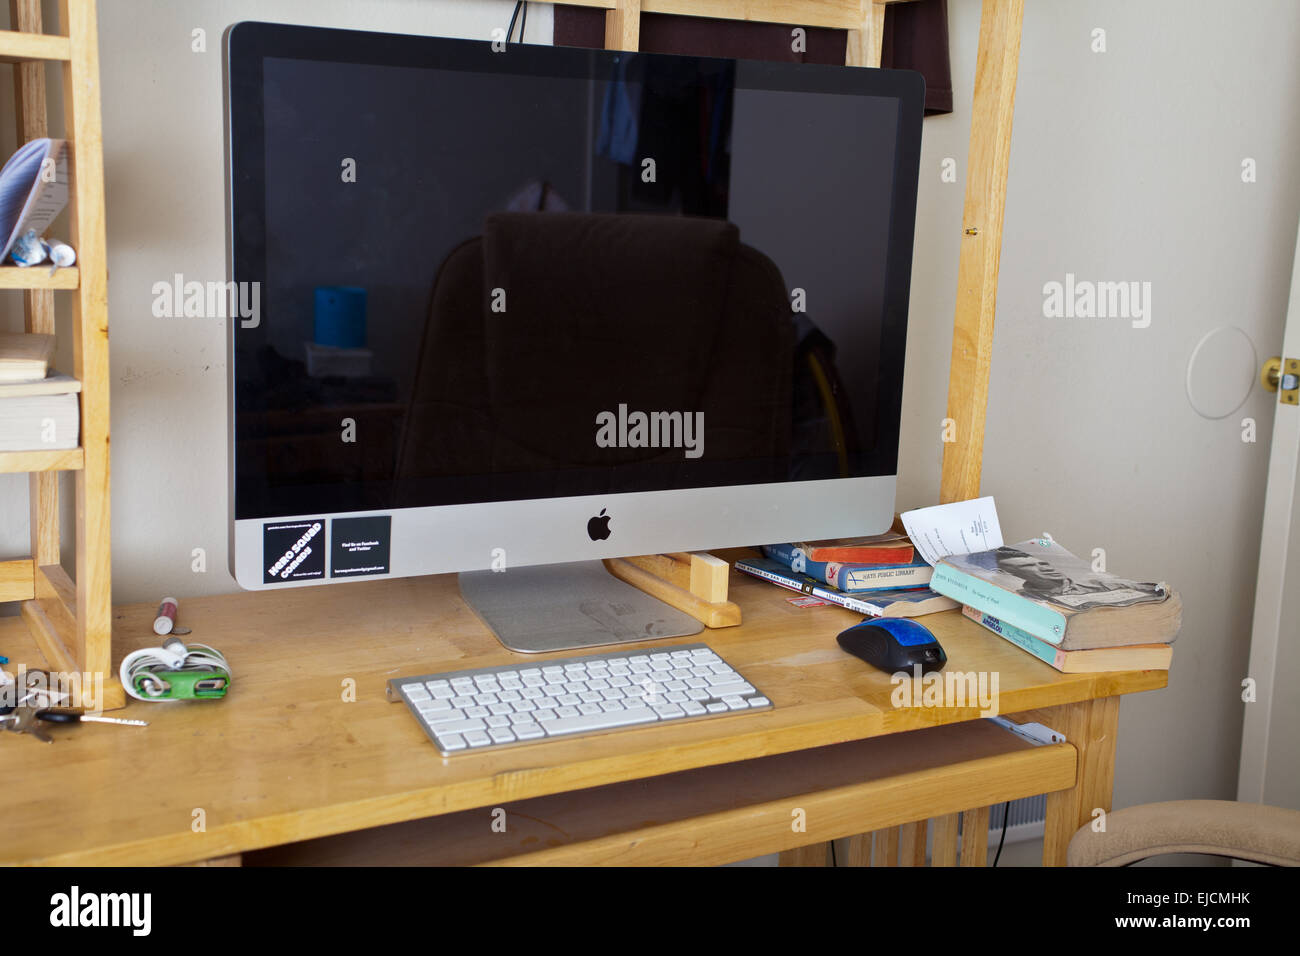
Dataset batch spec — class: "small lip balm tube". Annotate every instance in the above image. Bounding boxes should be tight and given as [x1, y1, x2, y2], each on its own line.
[43, 238, 76, 270]
[153, 597, 179, 636]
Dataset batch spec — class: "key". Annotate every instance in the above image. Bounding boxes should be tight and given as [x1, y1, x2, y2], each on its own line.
[537, 706, 658, 737]
[6, 707, 53, 742]
[35, 710, 148, 727]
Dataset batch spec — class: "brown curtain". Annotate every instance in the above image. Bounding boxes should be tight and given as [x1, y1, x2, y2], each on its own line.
[553, 1, 953, 115]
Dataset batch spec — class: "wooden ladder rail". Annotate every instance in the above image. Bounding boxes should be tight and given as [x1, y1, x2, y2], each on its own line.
[6, 0, 118, 708]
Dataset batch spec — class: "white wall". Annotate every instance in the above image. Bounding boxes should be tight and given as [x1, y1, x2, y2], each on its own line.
[2, 0, 1297, 830]
[897, 0, 1300, 818]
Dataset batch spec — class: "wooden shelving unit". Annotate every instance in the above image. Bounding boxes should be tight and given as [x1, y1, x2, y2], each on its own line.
[2, 0, 116, 708]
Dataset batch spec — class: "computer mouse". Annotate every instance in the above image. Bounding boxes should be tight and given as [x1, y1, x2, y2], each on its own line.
[836, 618, 946, 674]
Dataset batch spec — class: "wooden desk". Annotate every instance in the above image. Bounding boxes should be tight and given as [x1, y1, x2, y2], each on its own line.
[0, 562, 1167, 866]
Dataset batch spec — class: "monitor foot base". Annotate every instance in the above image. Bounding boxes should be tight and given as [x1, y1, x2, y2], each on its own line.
[458, 560, 705, 654]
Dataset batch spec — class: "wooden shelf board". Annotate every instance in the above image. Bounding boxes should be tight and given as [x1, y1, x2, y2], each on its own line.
[0, 265, 79, 290]
[554, 0, 916, 31]
[0, 447, 84, 473]
[0, 29, 71, 63]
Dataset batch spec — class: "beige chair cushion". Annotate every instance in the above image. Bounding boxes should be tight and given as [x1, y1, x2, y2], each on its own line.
[1069, 800, 1300, 866]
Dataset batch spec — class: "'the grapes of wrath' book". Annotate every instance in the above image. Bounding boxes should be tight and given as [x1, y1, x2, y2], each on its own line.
[930, 538, 1181, 650]
[962, 605, 1173, 673]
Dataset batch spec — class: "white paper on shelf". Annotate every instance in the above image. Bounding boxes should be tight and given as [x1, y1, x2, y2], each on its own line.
[901, 497, 1004, 566]
[0, 138, 69, 262]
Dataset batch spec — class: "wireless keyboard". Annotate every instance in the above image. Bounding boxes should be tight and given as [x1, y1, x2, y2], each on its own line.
[387, 642, 772, 755]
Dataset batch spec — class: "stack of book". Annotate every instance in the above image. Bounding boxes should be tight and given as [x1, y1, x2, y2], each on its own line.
[0, 331, 80, 451]
[735, 532, 959, 619]
[930, 538, 1180, 673]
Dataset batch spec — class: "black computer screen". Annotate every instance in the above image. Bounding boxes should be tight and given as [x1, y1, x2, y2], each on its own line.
[226, 23, 922, 521]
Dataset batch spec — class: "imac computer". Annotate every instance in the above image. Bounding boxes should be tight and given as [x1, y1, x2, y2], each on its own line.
[224, 22, 924, 651]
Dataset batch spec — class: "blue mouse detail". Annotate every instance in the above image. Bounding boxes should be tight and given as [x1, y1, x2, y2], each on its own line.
[837, 618, 946, 674]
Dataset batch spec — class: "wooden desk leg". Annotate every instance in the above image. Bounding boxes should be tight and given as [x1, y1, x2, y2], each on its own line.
[778, 843, 829, 866]
[179, 854, 242, 867]
[1041, 695, 1120, 866]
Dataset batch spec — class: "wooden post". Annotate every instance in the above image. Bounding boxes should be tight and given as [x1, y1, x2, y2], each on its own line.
[959, 805, 990, 866]
[605, 0, 640, 52]
[1041, 696, 1120, 865]
[10, 0, 60, 575]
[845, 1, 887, 68]
[59, 0, 113, 693]
[939, 0, 1024, 503]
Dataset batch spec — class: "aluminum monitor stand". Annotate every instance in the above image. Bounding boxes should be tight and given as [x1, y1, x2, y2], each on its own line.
[458, 560, 703, 654]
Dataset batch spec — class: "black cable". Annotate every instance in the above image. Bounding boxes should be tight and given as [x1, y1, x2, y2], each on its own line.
[507, 2, 523, 43]
[520, 2, 528, 42]
[992, 800, 1011, 866]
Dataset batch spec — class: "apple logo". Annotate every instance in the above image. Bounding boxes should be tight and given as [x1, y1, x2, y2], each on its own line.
[587, 508, 612, 541]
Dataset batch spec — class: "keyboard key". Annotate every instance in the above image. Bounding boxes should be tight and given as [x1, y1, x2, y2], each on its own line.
[514, 723, 545, 740]
[425, 708, 466, 724]
[706, 702, 727, 714]
[486, 715, 511, 728]
[435, 717, 489, 735]
[682, 701, 707, 716]
[436, 733, 467, 752]
[464, 730, 492, 747]
[706, 681, 755, 699]
[722, 696, 749, 711]
[465, 706, 489, 718]
[749, 696, 771, 708]
[578, 702, 602, 715]
[404, 686, 431, 701]
[652, 703, 686, 719]
[488, 727, 516, 744]
[537, 707, 658, 737]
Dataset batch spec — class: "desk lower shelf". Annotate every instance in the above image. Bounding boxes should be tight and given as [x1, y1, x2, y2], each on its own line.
[248, 719, 1075, 866]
